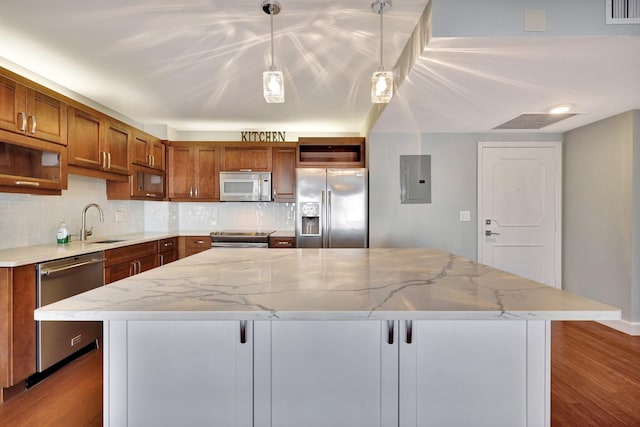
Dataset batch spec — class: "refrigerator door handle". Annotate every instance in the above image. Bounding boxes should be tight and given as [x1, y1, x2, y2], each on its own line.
[327, 190, 332, 248]
[321, 190, 327, 247]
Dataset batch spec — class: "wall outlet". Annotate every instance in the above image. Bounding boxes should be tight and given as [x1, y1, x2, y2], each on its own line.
[459, 211, 471, 222]
[115, 211, 125, 223]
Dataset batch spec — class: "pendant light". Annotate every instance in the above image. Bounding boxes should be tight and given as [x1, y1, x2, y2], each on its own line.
[371, 0, 393, 103]
[262, 0, 284, 103]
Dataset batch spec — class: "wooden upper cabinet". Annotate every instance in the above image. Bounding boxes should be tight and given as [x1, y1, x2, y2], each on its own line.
[298, 137, 365, 168]
[132, 130, 165, 171]
[104, 120, 131, 175]
[272, 144, 297, 202]
[67, 105, 130, 178]
[67, 106, 103, 170]
[0, 133, 67, 195]
[168, 143, 219, 201]
[220, 144, 272, 171]
[0, 73, 67, 146]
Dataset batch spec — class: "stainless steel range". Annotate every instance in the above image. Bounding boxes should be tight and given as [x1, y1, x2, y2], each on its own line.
[210, 231, 274, 248]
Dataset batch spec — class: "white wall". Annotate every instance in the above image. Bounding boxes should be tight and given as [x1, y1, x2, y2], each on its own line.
[563, 111, 640, 323]
[431, 0, 640, 37]
[368, 132, 561, 261]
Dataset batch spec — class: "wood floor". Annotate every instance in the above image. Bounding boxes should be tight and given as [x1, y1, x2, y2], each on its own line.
[551, 321, 640, 426]
[0, 321, 637, 426]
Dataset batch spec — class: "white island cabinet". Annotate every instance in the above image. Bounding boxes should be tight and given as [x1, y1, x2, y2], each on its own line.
[105, 320, 253, 427]
[34, 248, 619, 427]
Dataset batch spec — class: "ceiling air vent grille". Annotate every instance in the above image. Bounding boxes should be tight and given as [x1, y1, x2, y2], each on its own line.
[606, 0, 640, 24]
[493, 113, 577, 130]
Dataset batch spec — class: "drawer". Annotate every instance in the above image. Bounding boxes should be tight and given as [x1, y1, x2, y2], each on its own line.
[158, 237, 178, 252]
[178, 236, 211, 259]
[104, 241, 158, 267]
[269, 236, 296, 248]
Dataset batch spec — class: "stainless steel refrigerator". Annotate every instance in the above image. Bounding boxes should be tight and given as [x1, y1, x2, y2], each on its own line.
[296, 168, 368, 248]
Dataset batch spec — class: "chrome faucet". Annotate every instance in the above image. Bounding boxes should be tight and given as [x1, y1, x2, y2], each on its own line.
[80, 203, 104, 241]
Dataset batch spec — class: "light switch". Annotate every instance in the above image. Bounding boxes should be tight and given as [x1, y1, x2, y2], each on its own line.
[459, 211, 471, 222]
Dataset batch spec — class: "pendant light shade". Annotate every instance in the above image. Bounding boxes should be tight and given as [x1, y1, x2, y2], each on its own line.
[371, 70, 394, 103]
[371, 0, 393, 104]
[262, 0, 284, 103]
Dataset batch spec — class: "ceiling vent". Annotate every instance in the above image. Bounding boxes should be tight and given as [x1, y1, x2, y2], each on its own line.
[493, 113, 577, 130]
[606, 0, 640, 24]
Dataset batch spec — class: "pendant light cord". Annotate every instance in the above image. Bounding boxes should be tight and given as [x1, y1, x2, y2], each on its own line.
[270, 4, 275, 70]
[379, 3, 383, 69]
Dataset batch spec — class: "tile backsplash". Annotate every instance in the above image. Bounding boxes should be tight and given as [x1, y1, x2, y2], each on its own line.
[176, 201, 296, 232]
[0, 175, 145, 250]
[0, 174, 295, 250]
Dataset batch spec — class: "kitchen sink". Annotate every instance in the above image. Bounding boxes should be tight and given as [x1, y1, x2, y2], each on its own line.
[92, 239, 127, 244]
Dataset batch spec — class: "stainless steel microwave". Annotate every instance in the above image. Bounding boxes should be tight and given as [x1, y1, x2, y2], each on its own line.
[219, 171, 272, 201]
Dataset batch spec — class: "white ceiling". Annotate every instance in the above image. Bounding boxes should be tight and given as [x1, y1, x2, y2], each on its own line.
[0, 0, 639, 135]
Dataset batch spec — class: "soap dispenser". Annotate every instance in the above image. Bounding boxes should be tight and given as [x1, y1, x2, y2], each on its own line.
[56, 221, 69, 244]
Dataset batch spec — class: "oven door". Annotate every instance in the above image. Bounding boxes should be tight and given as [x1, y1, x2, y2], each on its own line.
[211, 241, 269, 248]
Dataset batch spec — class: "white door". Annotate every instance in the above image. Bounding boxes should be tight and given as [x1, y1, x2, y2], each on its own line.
[261, 320, 398, 427]
[478, 142, 561, 288]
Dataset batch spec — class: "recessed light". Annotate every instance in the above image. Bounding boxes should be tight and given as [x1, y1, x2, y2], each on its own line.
[549, 104, 572, 114]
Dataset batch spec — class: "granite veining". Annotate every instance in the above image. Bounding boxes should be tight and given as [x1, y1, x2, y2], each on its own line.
[34, 248, 620, 322]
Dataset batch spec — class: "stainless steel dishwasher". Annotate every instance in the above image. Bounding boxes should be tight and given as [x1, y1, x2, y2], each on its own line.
[36, 252, 105, 373]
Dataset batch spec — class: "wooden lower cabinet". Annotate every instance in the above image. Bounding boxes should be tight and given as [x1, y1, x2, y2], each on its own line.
[178, 236, 210, 258]
[157, 237, 178, 266]
[0, 265, 36, 403]
[104, 241, 158, 284]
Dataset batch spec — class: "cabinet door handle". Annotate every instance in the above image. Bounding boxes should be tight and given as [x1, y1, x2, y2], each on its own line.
[129, 262, 135, 277]
[29, 116, 37, 134]
[189, 186, 193, 197]
[387, 320, 395, 345]
[15, 180, 40, 187]
[19, 112, 27, 131]
[151, 155, 155, 167]
[102, 152, 107, 169]
[405, 320, 413, 344]
[240, 320, 247, 344]
[137, 260, 142, 274]
[107, 152, 112, 169]
[159, 254, 164, 266]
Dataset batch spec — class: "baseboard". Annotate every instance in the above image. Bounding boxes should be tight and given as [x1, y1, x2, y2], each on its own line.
[598, 319, 640, 336]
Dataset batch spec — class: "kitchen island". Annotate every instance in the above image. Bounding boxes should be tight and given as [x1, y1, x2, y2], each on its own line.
[35, 248, 619, 427]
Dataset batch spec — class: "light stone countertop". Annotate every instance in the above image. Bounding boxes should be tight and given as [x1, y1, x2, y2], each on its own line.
[35, 248, 621, 322]
[0, 232, 178, 267]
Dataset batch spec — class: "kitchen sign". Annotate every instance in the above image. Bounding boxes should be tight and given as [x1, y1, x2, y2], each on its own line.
[241, 131, 286, 142]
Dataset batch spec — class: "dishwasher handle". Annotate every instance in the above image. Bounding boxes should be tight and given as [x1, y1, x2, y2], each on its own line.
[40, 257, 106, 276]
